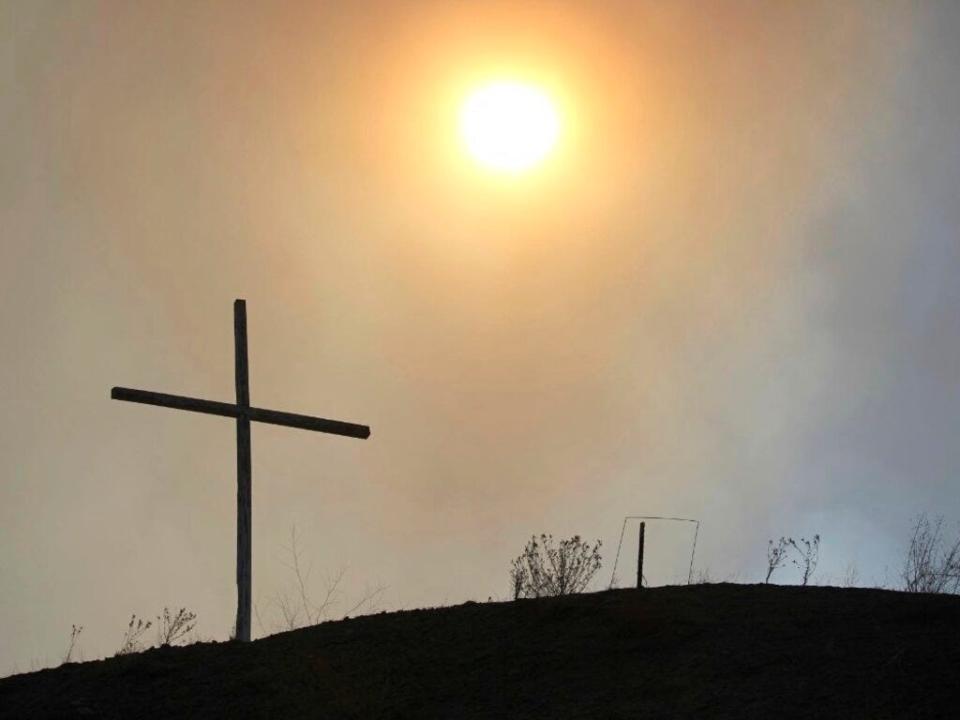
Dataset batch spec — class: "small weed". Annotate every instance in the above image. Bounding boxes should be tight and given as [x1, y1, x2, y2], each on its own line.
[156, 607, 197, 647]
[116, 614, 152, 656]
[61, 624, 83, 664]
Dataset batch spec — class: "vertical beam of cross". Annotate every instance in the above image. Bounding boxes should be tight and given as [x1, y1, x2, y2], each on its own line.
[234, 300, 252, 642]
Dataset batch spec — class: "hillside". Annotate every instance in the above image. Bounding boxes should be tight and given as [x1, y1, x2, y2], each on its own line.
[2, 584, 959, 719]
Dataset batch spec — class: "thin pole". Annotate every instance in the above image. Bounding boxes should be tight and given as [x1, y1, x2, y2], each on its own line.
[234, 299, 252, 642]
[686, 521, 701, 585]
[637, 521, 645, 589]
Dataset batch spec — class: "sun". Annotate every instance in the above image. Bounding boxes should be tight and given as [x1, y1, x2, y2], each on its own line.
[460, 82, 560, 174]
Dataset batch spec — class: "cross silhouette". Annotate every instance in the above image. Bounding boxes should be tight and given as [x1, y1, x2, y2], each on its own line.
[111, 299, 370, 642]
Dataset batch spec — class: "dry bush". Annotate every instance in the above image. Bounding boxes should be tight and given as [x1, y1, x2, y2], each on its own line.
[902, 513, 960, 594]
[510, 534, 602, 599]
[765, 535, 820, 585]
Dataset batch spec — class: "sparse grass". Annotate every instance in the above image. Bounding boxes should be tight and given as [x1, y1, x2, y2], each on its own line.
[692, 567, 714, 584]
[114, 607, 200, 655]
[18, 513, 960, 678]
[840, 561, 860, 588]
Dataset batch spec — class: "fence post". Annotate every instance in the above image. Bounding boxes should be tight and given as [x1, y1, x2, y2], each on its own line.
[637, 521, 645, 588]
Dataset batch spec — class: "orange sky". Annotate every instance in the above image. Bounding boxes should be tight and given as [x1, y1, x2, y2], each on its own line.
[3, 0, 960, 670]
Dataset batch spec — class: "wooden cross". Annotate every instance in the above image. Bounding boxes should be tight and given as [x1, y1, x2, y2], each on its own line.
[111, 299, 370, 642]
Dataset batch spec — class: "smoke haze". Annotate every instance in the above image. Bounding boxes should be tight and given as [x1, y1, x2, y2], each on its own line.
[2, 1, 959, 669]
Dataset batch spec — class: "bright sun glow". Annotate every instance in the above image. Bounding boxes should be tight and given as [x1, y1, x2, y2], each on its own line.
[460, 82, 560, 173]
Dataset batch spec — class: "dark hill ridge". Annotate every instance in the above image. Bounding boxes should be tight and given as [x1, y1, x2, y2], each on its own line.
[2, 584, 959, 719]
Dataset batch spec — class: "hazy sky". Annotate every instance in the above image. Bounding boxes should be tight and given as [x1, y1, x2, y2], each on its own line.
[3, 1, 960, 671]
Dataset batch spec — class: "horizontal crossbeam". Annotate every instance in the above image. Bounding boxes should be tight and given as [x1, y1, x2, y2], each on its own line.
[111, 387, 370, 439]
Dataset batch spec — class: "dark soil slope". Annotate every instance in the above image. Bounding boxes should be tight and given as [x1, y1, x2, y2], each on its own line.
[2, 584, 959, 719]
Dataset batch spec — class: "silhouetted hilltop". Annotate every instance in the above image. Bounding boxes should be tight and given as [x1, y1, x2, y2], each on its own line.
[2, 584, 959, 719]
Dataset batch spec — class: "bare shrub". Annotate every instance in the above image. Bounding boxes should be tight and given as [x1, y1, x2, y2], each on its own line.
[510, 534, 602, 599]
[61, 624, 83, 664]
[155, 607, 197, 647]
[788, 535, 820, 586]
[902, 513, 960, 594]
[280, 526, 330, 627]
[766, 538, 790, 583]
[258, 525, 386, 635]
[116, 614, 152, 656]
